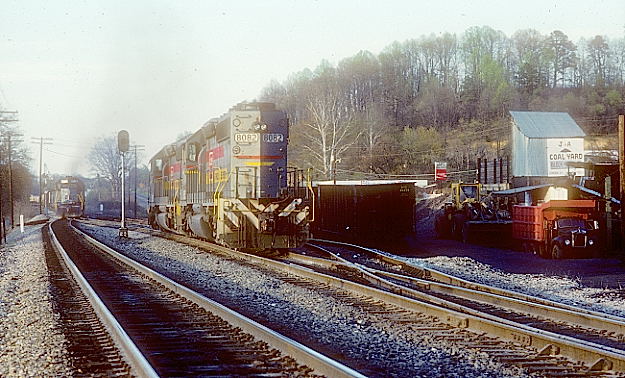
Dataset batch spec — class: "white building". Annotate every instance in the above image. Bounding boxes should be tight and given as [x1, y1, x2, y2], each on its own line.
[510, 111, 585, 179]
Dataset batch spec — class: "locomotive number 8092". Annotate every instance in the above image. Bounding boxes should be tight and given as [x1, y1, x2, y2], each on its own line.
[148, 102, 311, 252]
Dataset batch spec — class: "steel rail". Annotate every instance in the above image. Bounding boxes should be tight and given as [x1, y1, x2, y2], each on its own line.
[310, 238, 625, 323]
[288, 246, 625, 372]
[197, 241, 625, 372]
[368, 267, 625, 335]
[48, 223, 158, 378]
[288, 250, 625, 340]
[69, 223, 364, 378]
[304, 241, 625, 335]
[76, 221, 625, 372]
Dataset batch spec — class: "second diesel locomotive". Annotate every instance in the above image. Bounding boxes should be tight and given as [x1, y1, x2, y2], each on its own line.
[148, 102, 311, 251]
[46, 176, 85, 218]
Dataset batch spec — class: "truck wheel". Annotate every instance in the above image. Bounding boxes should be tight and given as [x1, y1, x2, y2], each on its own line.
[551, 244, 564, 259]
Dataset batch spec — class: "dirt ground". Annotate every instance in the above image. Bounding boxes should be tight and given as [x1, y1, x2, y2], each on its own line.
[371, 195, 625, 290]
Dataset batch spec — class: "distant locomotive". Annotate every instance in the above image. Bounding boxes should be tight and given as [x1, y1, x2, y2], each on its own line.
[148, 102, 311, 252]
[47, 176, 85, 218]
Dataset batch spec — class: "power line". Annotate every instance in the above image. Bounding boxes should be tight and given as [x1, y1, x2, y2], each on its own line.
[334, 167, 478, 180]
[44, 148, 83, 159]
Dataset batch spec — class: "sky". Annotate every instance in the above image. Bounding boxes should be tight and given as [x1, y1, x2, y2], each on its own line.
[1, 0, 624, 176]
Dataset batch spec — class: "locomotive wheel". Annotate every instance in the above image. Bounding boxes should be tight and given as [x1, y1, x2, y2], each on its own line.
[551, 244, 564, 259]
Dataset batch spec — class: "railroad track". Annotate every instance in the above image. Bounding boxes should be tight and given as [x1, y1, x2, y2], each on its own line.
[292, 239, 625, 375]
[75, 218, 625, 375]
[47, 219, 360, 377]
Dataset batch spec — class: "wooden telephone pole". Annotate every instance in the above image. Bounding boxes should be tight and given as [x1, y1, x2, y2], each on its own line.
[0, 111, 20, 230]
[31, 137, 53, 214]
[618, 114, 625, 253]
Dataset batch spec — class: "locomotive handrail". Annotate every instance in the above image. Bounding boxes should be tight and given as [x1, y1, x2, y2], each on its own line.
[213, 169, 231, 219]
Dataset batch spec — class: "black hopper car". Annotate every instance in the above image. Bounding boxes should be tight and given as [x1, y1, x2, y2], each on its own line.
[313, 181, 416, 243]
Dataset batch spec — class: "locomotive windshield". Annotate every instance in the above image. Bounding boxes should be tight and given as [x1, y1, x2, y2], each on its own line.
[187, 144, 198, 162]
[152, 159, 163, 173]
[59, 185, 82, 203]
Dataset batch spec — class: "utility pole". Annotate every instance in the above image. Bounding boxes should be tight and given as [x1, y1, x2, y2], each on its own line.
[0, 110, 18, 234]
[605, 175, 613, 251]
[5, 132, 23, 228]
[130, 144, 145, 218]
[619, 115, 625, 253]
[8, 134, 13, 227]
[31, 137, 53, 214]
[118, 130, 129, 238]
[0, 146, 3, 244]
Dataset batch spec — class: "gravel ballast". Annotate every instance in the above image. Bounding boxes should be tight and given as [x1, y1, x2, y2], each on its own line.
[0, 225, 72, 377]
[396, 254, 625, 319]
[77, 223, 528, 377]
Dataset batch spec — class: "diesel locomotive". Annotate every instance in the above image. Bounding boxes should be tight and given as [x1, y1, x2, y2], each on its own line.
[148, 102, 311, 252]
[47, 176, 85, 218]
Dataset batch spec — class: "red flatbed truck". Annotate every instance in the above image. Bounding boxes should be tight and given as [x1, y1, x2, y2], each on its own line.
[512, 200, 600, 259]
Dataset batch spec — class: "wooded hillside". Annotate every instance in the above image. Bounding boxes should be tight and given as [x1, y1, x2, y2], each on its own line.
[260, 26, 623, 181]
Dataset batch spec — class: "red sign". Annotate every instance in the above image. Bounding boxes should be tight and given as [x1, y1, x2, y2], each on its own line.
[435, 162, 447, 181]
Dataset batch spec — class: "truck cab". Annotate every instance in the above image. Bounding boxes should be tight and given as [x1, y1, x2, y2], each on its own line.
[547, 216, 599, 259]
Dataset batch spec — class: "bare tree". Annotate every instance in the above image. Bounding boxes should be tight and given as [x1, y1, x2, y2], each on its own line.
[300, 90, 360, 179]
[88, 136, 134, 200]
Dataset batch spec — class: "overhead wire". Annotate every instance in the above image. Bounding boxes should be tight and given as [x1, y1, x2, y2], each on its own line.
[44, 148, 84, 159]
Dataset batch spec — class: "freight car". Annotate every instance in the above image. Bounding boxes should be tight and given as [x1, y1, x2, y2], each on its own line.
[47, 176, 85, 218]
[148, 102, 311, 252]
[313, 181, 416, 242]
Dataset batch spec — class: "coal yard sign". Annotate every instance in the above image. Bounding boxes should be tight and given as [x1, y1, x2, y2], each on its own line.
[547, 138, 584, 177]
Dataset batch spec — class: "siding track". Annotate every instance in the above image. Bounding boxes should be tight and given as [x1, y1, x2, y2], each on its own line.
[297, 239, 625, 375]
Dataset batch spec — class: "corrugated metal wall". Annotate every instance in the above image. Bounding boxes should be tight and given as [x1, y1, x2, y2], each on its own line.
[512, 123, 549, 177]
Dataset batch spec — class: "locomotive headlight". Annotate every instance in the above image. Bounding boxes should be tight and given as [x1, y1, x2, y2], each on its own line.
[261, 124, 267, 131]
[588, 239, 594, 246]
[564, 239, 571, 246]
